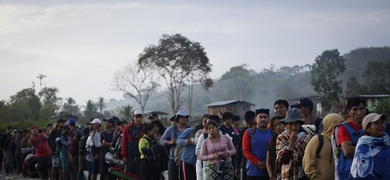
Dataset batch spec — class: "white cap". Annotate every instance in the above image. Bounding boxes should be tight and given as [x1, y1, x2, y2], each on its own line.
[90, 118, 102, 124]
[362, 113, 387, 131]
[133, 110, 142, 115]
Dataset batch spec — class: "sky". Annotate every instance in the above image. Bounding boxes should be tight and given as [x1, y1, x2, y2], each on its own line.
[1, 0, 389, 106]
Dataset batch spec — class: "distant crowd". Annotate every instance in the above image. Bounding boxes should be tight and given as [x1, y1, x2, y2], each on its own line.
[1, 96, 390, 180]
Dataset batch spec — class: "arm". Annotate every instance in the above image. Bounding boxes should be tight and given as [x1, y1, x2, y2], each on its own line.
[177, 128, 192, 146]
[242, 129, 260, 165]
[199, 139, 214, 161]
[266, 151, 275, 179]
[121, 126, 129, 158]
[337, 126, 355, 157]
[160, 126, 174, 146]
[138, 137, 148, 157]
[302, 136, 319, 180]
[276, 133, 293, 165]
[195, 133, 204, 155]
[226, 135, 236, 157]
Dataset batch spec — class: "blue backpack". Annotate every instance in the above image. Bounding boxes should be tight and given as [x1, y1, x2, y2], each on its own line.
[333, 122, 362, 180]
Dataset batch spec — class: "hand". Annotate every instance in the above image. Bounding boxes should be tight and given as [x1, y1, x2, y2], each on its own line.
[94, 154, 99, 160]
[234, 169, 240, 179]
[171, 138, 176, 145]
[123, 157, 128, 164]
[222, 151, 229, 159]
[290, 131, 298, 143]
[269, 176, 277, 180]
[213, 153, 219, 159]
[257, 161, 266, 170]
[185, 139, 192, 145]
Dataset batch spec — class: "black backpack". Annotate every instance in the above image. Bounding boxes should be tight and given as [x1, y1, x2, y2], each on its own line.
[141, 137, 168, 171]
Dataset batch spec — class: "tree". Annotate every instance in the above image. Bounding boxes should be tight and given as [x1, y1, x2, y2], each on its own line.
[39, 87, 62, 120]
[344, 76, 364, 97]
[62, 97, 80, 116]
[119, 105, 133, 121]
[9, 87, 41, 121]
[138, 34, 213, 114]
[84, 100, 99, 119]
[363, 60, 390, 94]
[97, 97, 106, 114]
[311, 49, 346, 111]
[113, 61, 160, 113]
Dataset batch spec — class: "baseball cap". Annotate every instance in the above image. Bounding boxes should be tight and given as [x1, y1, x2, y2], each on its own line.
[103, 117, 115, 125]
[148, 113, 158, 119]
[291, 97, 313, 110]
[90, 118, 102, 124]
[133, 110, 142, 116]
[68, 118, 76, 126]
[362, 113, 387, 131]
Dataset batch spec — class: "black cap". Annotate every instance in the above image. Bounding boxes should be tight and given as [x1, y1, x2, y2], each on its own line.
[291, 97, 313, 110]
[255, 108, 270, 116]
[148, 113, 158, 119]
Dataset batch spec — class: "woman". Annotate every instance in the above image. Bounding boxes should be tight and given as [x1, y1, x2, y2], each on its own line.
[266, 116, 285, 180]
[350, 113, 390, 179]
[199, 120, 236, 180]
[275, 108, 312, 180]
[302, 113, 343, 180]
[138, 123, 161, 180]
[194, 114, 209, 180]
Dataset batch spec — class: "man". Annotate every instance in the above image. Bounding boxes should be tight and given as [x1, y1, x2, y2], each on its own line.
[48, 119, 66, 180]
[219, 112, 235, 138]
[87, 118, 102, 180]
[291, 97, 324, 134]
[100, 117, 116, 180]
[243, 109, 273, 180]
[66, 118, 81, 180]
[235, 111, 256, 180]
[333, 97, 365, 180]
[275, 108, 312, 180]
[121, 110, 144, 177]
[273, 99, 289, 118]
[161, 110, 189, 180]
[29, 126, 52, 180]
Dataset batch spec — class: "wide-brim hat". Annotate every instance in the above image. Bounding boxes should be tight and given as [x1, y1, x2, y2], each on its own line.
[281, 108, 304, 125]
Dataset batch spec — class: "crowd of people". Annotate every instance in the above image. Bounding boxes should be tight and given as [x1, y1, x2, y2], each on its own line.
[1, 96, 390, 180]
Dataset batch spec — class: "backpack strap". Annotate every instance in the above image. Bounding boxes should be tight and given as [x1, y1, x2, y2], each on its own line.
[316, 134, 323, 158]
[341, 122, 363, 145]
[249, 126, 256, 140]
[314, 118, 322, 133]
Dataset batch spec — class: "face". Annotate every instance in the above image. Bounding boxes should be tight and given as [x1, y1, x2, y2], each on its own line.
[47, 126, 53, 131]
[104, 121, 112, 129]
[233, 120, 240, 127]
[272, 119, 285, 135]
[347, 103, 366, 124]
[148, 126, 159, 137]
[177, 116, 187, 124]
[286, 121, 300, 133]
[134, 114, 143, 125]
[224, 118, 233, 126]
[246, 119, 255, 128]
[256, 113, 269, 128]
[92, 123, 100, 130]
[202, 117, 208, 129]
[367, 119, 385, 138]
[58, 122, 64, 128]
[207, 124, 219, 137]
[299, 106, 310, 117]
[274, 104, 288, 117]
[31, 128, 38, 134]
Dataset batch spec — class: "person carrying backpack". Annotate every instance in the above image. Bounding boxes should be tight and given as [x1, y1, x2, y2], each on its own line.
[160, 110, 189, 180]
[302, 113, 343, 180]
[139, 123, 164, 180]
[332, 97, 366, 180]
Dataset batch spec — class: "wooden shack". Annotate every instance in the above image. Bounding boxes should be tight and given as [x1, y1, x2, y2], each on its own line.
[204, 100, 256, 119]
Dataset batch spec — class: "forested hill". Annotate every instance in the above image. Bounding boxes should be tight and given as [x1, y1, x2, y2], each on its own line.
[342, 46, 390, 83]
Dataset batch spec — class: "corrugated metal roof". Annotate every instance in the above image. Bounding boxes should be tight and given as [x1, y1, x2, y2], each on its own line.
[204, 99, 256, 107]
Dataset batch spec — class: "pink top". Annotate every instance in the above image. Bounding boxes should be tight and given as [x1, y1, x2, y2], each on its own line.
[199, 134, 236, 164]
[32, 133, 51, 158]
